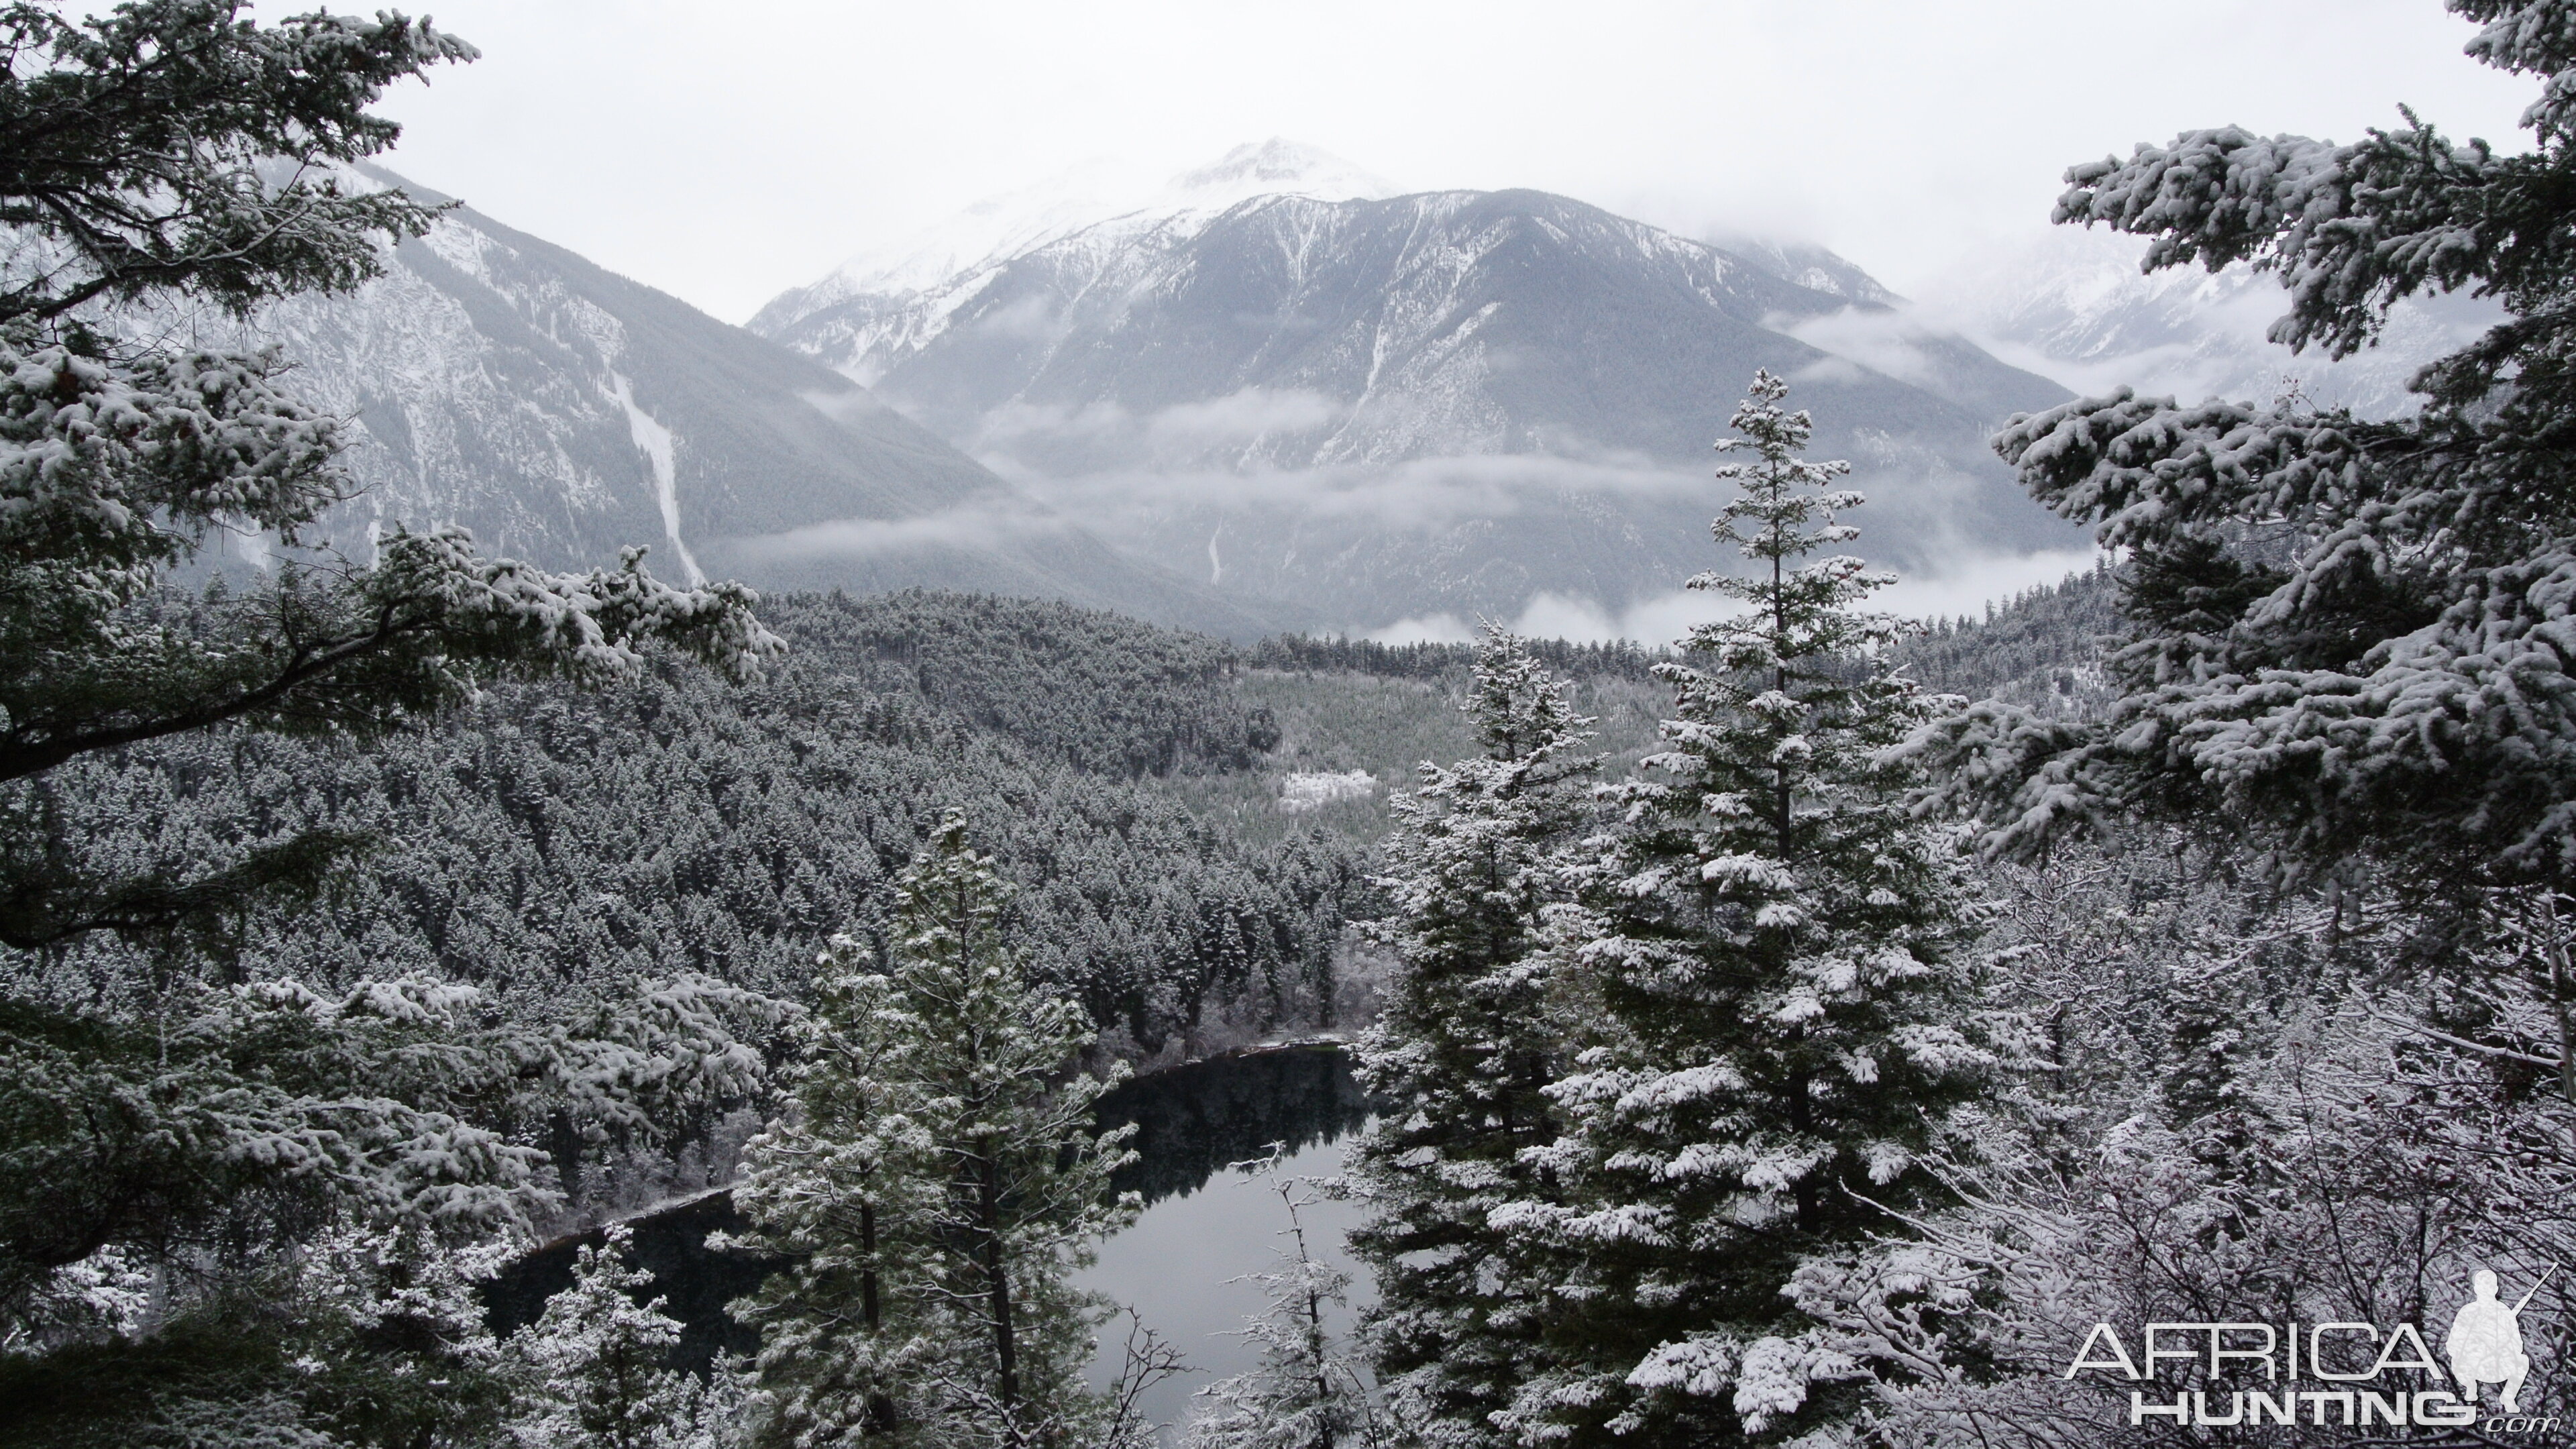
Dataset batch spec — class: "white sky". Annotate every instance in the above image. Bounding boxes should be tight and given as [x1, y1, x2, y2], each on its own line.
[369, 0, 2537, 324]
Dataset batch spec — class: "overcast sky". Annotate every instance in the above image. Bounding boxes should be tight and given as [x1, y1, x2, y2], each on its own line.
[370, 1, 2536, 324]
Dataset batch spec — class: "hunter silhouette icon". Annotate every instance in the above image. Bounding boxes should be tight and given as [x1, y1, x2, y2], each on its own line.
[2448, 1266, 2554, 1412]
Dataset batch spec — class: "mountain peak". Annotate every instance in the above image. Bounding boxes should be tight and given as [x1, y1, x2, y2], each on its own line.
[1161, 139, 1399, 206]
[780, 142, 1401, 311]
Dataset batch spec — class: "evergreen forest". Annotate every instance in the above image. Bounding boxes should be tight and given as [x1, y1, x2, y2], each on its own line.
[8, 2, 2576, 1448]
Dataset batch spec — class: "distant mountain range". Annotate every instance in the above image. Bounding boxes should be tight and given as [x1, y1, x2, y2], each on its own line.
[1906, 227, 2496, 420]
[750, 142, 2086, 632]
[757, 138, 1405, 327]
[213, 144, 2453, 642]
[221, 164, 1278, 637]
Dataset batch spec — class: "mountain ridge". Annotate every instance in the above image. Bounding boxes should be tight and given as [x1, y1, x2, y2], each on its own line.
[219, 164, 1288, 637]
[750, 171, 2082, 629]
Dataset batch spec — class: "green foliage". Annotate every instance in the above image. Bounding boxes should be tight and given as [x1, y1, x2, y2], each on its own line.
[734, 811, 1148, 1449]
[1346, 631, 1598, 1448]
[1499, 374, 1992, 1447]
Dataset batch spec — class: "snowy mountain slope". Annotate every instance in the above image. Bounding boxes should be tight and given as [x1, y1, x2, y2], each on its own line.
[1702, 232, 1902, 307]
[873, 189, 2069, 469]
[1912, 227, 2499, 419]
[753, 175, 2078, 631]
[751, 140, 1400, 341]
[222, 166, 1280, 636]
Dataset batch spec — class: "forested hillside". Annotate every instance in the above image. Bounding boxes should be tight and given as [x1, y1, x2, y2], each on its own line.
[7, 592, 1379, 1223]
[9, 569, 2112, 1219]
[1900, 562, 2120, 706]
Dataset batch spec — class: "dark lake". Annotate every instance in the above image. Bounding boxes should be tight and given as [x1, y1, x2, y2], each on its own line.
[1079, 1044, 1377, 1435]
[484, 1042, 1378, 1437]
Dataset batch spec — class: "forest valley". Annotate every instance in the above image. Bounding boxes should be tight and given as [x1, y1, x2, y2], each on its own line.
[7, 1, 2576, 1446]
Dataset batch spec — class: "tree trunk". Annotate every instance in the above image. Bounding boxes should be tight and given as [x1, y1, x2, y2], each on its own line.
[861, 1200, 897, 1434]
[977, 1137, 1021, 1442]
[1307, 1281, 1332, 1449]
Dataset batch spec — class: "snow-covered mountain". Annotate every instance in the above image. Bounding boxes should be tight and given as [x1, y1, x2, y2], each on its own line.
[1701, 232, 1902, 308]
[753, 151, 2080, 632]
[215, 165, 1275, 636]
[1911, 227, 2498, 419]
[751, 140, 1401, 344]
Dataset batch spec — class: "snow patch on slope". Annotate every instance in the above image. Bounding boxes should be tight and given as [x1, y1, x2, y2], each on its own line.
[1279, 770, 1377, 814]
[605, 371, 705, 586]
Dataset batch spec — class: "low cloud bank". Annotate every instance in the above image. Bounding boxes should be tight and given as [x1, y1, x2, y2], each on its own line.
[975, 386, 1352, 466]
[1366, 547, 2106, 647]
[1000, 451, 1723, 533]
[719, 502, 1073, 561]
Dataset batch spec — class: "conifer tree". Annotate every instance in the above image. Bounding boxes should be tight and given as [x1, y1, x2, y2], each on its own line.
[0, 1, 780, 949]
[1499, 373, 1992, 1448]
[0, 4, 786, 1397]
[504, 1224, 748, 1449]
[735, 808, 1146, 1448]
[731, 933, 941, 1446]
[1912, 0, 2576, 906]
[1346, 628, 1596, 1448]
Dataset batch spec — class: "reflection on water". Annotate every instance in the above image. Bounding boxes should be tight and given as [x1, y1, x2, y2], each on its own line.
[1082, 1136, 1372, 1441]
[483, 1041, 1383, 1430]
[1098, 1043, 1375, 1206]
[1086, 1044, 1379, 1439]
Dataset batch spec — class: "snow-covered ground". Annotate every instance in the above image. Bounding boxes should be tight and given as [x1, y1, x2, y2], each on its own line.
[1278, 769, 1378, 814]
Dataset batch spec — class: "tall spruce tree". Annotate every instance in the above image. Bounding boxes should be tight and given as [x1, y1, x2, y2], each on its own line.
[735, 809, 1144, 1449]
[1346, 628, 1597, 1448]
[730, 954, 940, 1447]
[1497, 373, 1992, 1448]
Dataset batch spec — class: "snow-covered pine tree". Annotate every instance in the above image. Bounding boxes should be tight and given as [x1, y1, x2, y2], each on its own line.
[1499, 372, 1992, 1448]
[0, 3, 786, 1409]
[1185, 1161, 1383, 1449]
[886, 810, 1143, 1447]
[504, 1223, 749, 1449]
[1909, 0, 2576, 922]
[0, 0, 780, 950]
[731, 932, 941, 1446]
[737, 808, 1145, 1448]
[1346, 627, 1597, 1448]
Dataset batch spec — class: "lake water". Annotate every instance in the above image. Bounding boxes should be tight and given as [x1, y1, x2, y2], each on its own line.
[1082, 1044, 1377, 1439]
[484, 1041, 1381, 1438]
